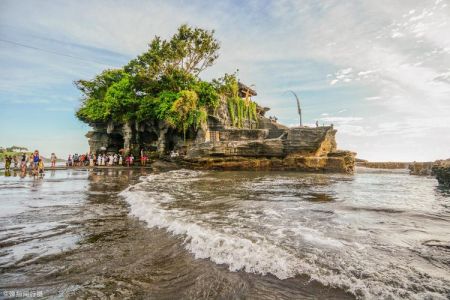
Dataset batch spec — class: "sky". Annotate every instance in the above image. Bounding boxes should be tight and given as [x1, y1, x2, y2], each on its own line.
[0, 0, 449, 161]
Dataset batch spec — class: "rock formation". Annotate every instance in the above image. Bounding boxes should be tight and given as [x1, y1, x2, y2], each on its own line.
[357, 161, 410, 169]
[85, 84, 355, 173]
[431, 159, 450, 186]
[184, 124, 355, 173]
[408, 162, 433, 175]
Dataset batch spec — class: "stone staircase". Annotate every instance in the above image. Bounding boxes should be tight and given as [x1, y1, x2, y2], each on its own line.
[266, 129, 287, 139]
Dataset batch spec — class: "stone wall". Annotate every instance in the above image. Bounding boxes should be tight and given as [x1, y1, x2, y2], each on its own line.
[218, 129, 268, 141]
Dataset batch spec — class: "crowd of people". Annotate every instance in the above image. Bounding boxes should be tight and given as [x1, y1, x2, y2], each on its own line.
[66, 150, 149, 167]
[3, 150, 47, 176]
[66, 152, 148, 167]
[3, 149, 151, 176]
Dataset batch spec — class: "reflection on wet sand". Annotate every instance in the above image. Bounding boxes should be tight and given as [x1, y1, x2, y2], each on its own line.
[0, 169, 351, 299]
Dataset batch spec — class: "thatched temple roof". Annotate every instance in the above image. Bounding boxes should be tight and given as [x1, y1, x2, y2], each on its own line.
[238, 82, 257, 97]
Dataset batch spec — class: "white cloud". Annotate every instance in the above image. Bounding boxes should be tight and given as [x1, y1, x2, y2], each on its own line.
[319, 116, 363, 124]
[1, 0, 450, 160]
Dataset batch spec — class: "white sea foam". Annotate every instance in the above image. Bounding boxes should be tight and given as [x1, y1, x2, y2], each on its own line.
[120, 170, 450, 299]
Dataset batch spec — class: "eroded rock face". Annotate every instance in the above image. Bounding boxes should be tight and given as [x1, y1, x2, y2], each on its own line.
[183, 151, 355, 173]
[185, 126, 355, 173]
[84, 93, 355, 173]
[432, 159, 450, 186]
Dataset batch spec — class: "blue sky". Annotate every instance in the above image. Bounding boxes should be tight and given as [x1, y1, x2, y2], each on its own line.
[1, 0, 449, 161]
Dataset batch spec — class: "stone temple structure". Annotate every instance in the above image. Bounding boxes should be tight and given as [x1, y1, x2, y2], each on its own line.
[85, 83, 356, 173]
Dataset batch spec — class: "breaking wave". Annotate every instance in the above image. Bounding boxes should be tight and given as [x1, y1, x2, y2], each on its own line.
[120, 170, 450, 299]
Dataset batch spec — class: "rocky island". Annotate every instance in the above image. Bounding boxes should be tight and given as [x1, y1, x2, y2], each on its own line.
[76, 25, 355, 173]
[431, 159, 450, 186]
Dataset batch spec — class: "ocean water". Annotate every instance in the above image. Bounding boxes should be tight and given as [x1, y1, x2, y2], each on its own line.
[0, 168, 449, 299]
[121, 168, 450, 299]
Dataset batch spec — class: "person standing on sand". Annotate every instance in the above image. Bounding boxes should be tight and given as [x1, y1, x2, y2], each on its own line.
[38, 158, 45, 175]
[21, 153, 27, 172]
[141, 154, 148, 166]
[4, 155, 11, 171]
[33, 150, 40, 171]
[50, 153, 57, 168]
[28, 153, 34, 171]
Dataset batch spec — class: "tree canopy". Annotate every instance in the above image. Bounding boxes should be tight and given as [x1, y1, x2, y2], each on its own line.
[75, 24, 256, 135]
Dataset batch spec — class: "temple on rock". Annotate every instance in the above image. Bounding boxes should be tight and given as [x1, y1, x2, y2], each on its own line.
[85, 83, 356, 173]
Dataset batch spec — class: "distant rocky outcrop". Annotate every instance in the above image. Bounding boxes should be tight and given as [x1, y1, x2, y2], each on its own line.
[409, 162, 433, 175]
[356, 161, 409, 169]
[431, 159, 450, 186]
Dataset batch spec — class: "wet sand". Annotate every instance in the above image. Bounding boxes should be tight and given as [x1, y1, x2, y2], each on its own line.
[0, 169, 352, 299]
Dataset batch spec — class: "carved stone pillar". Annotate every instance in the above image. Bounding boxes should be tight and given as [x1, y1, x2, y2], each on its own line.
[122, 121, 133, 155]
[156, 127, 168, 154]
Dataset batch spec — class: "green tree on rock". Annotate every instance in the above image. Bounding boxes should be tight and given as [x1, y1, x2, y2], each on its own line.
[75, 24, 257, 141]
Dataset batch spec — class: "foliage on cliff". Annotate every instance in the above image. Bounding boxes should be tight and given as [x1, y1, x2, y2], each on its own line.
[76, 25, 257, 133]
[213, 74, 258, 128]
